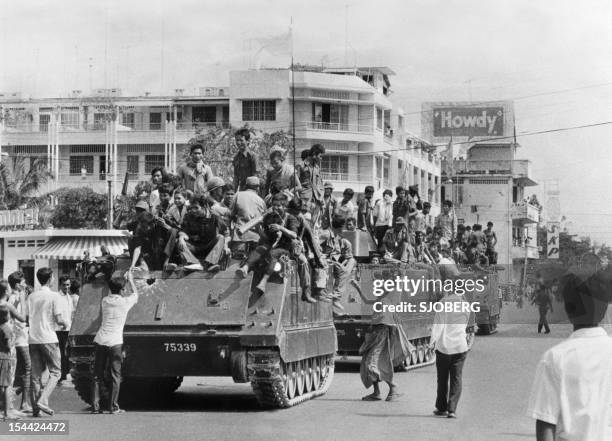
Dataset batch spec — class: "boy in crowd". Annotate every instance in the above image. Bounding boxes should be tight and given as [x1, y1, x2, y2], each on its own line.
[335, 188, 356, 221]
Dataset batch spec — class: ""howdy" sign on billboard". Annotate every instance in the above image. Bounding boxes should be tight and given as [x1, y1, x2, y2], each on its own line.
[433, 107, 504, 137]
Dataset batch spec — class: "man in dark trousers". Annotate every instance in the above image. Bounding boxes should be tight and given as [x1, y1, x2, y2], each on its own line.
[430, 263, 471, 419]
[232, 128, 257, 191]
[532, 274, 553, 334]
[91, 270, 138, 414]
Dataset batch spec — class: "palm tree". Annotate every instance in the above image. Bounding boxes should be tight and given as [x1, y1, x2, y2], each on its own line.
[0, 157, 53, 210]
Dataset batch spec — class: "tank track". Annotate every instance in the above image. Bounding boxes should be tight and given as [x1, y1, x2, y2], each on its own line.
[250, 353, 335, 408]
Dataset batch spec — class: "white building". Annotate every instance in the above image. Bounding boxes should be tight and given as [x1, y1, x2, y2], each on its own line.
[0, 66, 442, 211]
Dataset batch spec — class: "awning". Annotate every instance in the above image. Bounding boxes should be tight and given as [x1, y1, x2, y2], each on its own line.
[33, 236, 129, 260]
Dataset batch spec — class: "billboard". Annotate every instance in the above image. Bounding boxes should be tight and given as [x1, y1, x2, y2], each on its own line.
[546, 222, 560, 259]
[433, 107, 504, 137]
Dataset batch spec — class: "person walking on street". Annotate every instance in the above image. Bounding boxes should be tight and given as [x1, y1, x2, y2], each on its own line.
[56, 276, 73, 384]
[27, 268, 69, 416]
[430, 265, 471, 419]
[532, 275, 553, 334]
[527, 269, 612, 441]
[91, 270, 138, 415]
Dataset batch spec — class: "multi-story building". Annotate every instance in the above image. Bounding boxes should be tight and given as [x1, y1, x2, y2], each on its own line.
[0, 87, 230, 195]
[0, 66, 442, 212]
[229, 66, 441, 209]
[422, 101, 539, 284]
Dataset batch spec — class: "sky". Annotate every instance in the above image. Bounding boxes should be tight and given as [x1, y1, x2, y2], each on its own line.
[2, 0, 612, 243]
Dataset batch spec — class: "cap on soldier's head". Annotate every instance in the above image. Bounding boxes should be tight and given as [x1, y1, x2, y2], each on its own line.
[324, 182, 334, 189]
[245, 176, 260, 188]
[206, 176, 225, 193]
[395, 216, 406, 225]
[135, 201, 149, 211]
[487, 221, 494, 226]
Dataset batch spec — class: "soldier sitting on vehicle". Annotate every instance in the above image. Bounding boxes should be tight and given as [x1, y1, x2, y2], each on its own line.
[175, 194, 226, 273]
[286, 197, 325, 304]
[236, 193, 311, 299]
[164, 189, 190, 230]
[231, 176, 267, 257]
[319, 216, 354, 308]
[130, 209, 175, 271]
[155, 183, 174, 218]
[382, 217, 414, 263]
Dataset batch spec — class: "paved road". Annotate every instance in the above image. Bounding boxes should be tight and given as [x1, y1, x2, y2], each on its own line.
[6, 323, 575, 441]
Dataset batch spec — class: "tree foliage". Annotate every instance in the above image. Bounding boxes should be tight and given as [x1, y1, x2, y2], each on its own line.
[50, 187, 108, 229]
[0, 157, 52, 210]
[186, 125, 293, 188]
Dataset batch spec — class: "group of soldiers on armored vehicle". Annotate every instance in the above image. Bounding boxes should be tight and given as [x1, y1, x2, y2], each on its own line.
[116, 128, 499, 303]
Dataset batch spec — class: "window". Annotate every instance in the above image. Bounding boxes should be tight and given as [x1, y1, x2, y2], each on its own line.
[513, 185, 518, 203]
[61, 110, 80, 130]
[93, 113, 106, 130]
[145, 155, 165, 173]
[441, 185, 446, 203]
[376, 157, 383, 180]
[242, 100, 276, 121]
[39, 114, 50, 132]
[383, 157, 390, 186]
[122, 113, 134, 128]
[99, 156, 106, 180]
[69, 156, 94, 175]
[192, 106, 217, 123]
[321, 155, 349, 181]
[435, 176, 439, 203]
[311, 103, 349, 130]
[127, 156, 139, 179]
[376, 108, 383, 130]
[149, 113, 162, 130]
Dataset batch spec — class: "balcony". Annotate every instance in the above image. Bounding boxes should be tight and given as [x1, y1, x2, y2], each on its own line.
[307, 121, 372, 133]
[452, 159, 537, 186]
[511, 203, 539, 224]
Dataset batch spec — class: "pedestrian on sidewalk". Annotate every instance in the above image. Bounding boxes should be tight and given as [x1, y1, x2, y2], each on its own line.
[531, 274, 553, 334]
[0, 280, 26, 420]
[56, 275, 73, 384]
[527, 269, 612, 441]
[430, 263, 471, 419]
[28, 267, 69, 417]
[91, 270, 138, 415]
[7, 272, 32, 412]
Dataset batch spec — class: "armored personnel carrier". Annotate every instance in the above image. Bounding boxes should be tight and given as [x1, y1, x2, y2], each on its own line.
[334, 231, 500, 367]
[69, 254, 337, 409]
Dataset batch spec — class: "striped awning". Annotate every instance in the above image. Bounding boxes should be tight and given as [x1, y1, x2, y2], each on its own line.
[33, 236, 129, 260]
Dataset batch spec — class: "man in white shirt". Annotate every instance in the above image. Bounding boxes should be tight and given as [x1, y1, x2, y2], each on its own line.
[8, 271, 32, 412]
[527, 270, 612, 441]
[27, 267, 69, 417]
[91, 270, 138, 415]
[430, 264, 471, 419]
[56, 275, 73, 384]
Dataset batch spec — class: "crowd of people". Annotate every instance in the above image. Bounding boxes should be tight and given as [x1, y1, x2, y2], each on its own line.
[0, 269, 80, 420]
[116, 129, 500, 305]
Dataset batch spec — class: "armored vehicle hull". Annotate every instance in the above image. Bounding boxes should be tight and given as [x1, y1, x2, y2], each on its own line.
[69, 257, 337, 409]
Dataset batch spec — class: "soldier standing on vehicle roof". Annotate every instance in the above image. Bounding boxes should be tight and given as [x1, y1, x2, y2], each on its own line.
[177, 144, 213, 195]
[484, 221, 498, 265]
[232, 128, 257, 192]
